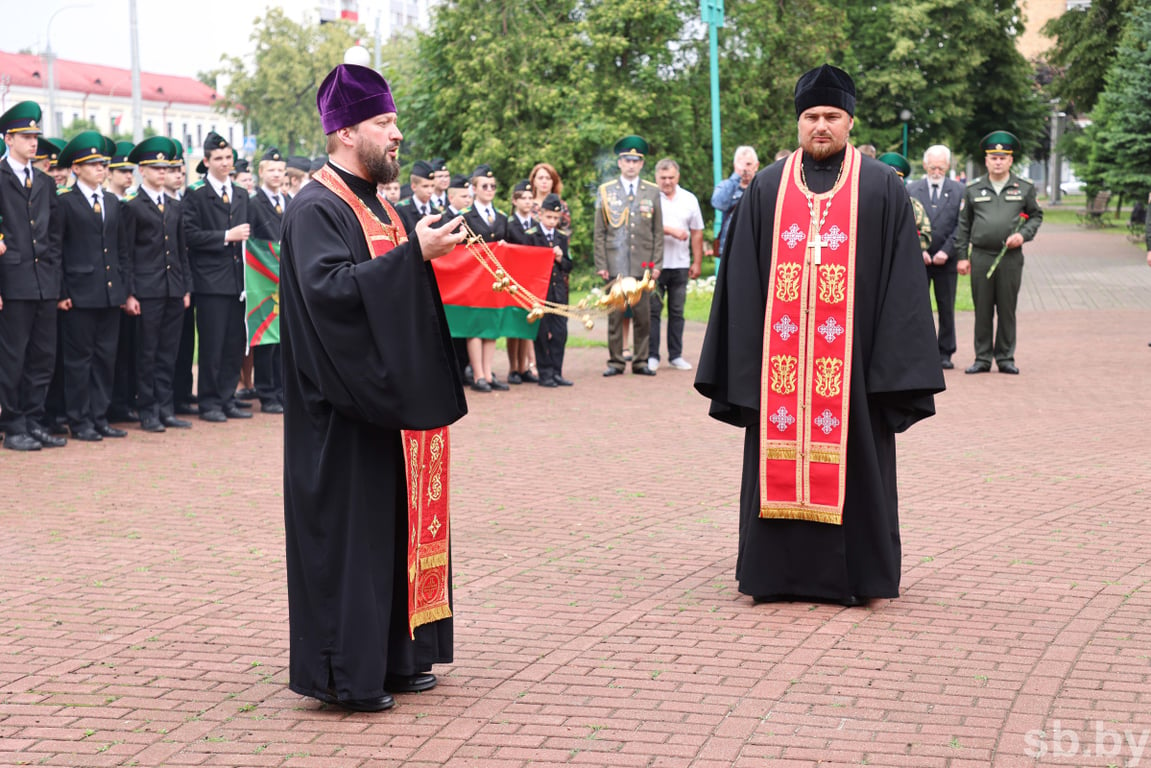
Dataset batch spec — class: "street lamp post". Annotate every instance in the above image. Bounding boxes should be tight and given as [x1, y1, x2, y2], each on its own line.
[899, 109, 912, 159]
[43, 3, 92, 137]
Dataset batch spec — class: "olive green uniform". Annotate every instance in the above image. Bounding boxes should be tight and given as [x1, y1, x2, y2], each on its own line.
[953, 172, 1043, 368]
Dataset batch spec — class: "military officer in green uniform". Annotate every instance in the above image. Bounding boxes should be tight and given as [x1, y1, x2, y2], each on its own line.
[954, 131, 1043, 375]
[594, 134, 663, 376]
[877, 152, 932, 251]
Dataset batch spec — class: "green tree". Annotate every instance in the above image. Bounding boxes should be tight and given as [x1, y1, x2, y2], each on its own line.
[1041, 0, 1133, 115]
[1090, 2, 1151, 201]
[207, 9, 367, 157]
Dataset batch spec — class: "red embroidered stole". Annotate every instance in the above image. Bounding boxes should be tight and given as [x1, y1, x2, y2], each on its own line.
[759, 147, 860, 525]
[314, 165, 452, 636]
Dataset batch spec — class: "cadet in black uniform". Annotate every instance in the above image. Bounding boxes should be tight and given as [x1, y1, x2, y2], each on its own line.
[166, 140, 198, 415]
[0, 102, 66, 451]
[53, 131, 130, 441]
[532, 193, 573, 387]
[429, 157, 449, 211]
[182, 132, 253, 422]
[107, 140, 140, 423]
[249, 146, 291, 414]
[462, 164, 509, 391]
[505, 179, 538, 245]
[123, 137, 191, 432]
[394, 159, 439, 234]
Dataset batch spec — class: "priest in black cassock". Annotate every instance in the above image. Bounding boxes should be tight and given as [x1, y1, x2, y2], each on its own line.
[279, 61, 468, 712]
[694, 65, 945, 606]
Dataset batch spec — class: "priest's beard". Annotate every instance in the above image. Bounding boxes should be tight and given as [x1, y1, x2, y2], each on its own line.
[355, 134, 400, 185]
[802, 134, 848, 161]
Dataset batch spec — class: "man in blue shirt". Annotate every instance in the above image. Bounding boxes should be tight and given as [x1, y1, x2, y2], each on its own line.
[710, 145, 758, 256]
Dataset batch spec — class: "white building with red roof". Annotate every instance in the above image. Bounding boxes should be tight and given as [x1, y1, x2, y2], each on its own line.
[0, 50, 243, 157]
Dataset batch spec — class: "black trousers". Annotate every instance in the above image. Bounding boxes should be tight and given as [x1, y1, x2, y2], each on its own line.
[253, 343, 283, 406]
[61, 306, 120, 431]
[43, 311, 67, 427]
[925, 265, 957, 359]
[0, 299, 57, 436]
[195, 293, 246, 413]
[137, 297, 185, 421]
[110, 312, 138, 416]
[174, 295, 196, 405]
[533, 315, 568, 381]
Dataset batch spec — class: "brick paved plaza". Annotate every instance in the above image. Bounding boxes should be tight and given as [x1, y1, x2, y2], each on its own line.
[3, 222, 1150, 767]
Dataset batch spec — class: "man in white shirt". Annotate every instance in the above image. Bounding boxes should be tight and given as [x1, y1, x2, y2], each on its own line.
[650, 158, 703, 371]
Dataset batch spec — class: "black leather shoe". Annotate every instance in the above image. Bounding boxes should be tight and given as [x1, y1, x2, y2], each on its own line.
[223, 406, 253, 419]
[95, 424, 128, 438]
[554, 376, 574, 387]
[315, 691, 396, 712]
[106, 407, 138, 423]
[72, 427, 103, 442]
[940, 358, 954, 370]
[200, 410, 227, 423]
[633, 367, 656, 376]
[507, 371, 523, 385]
[44, 421, 70, 436]
[236, 387, 258, 400]
[490, 378, 509, 391]
[520, 370, 539, 384]
[174, 402, 198, 415]
[603, 367, 624, 377]
[231, 399, 252, 409]
[140, 419, 166, 433]
[261, 402, 284, 414]
[385, 673, 437, 693]
[3, 433, 42, 451]
[964, 363, 991, 374]
[998, 363, 1020, 374]
[161, 415, 192, 429]
[28, 426, 67, 447]
[538, 377, 558, 388]
[471, 379, 492, 393]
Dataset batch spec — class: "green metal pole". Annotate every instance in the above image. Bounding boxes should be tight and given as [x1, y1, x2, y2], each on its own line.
[902, 122, 908, 158]
[704, 0, 724, 273]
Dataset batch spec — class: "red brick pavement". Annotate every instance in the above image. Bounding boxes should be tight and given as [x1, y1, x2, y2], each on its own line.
[2, 222, 1150, 767]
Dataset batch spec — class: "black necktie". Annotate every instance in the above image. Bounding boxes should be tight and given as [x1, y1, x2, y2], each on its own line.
[931, 185, 939, 205]
[221, 188, 230, 205]
[274, 196, 282, 214]
[157, 194, 164, 213]
[92, 192, 102, 217]
[547, 232, 554, 245]
[24, 167, 32, 190]
[627, 183, 634, 198]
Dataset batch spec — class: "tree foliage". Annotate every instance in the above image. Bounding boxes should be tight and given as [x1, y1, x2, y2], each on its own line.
[1041, 0, 1133, 115]
[1087, 2, 1151, 199]
[208, 9, 367, 157]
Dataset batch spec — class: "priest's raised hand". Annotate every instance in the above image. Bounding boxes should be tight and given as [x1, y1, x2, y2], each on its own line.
[414, 213, 466, 260]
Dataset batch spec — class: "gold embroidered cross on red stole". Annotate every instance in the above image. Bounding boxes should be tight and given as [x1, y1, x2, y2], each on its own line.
[313, 165, 453, 636]
[759, 146, 861, 525]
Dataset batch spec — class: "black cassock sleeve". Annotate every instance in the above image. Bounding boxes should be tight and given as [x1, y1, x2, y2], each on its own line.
[281, 193, 467, 431]
[863, 169, 946, 433]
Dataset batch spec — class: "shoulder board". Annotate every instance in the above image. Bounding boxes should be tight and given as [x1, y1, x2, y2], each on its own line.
[640, 179, 659, 189]
[57, 186, 72, 195]
[494, 208, 506, 217]
[188, 179, 206, 191]
[598, 181, 613, 191]
[1014, 176, 1034, 189]
[123, 192, 137, 201]
[966, 177, 983, 187]
[459, 206, 473, 214]
[395, 198, 411, 207]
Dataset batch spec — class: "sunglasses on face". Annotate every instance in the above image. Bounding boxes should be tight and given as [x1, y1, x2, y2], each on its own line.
[478, 183, 496, 190]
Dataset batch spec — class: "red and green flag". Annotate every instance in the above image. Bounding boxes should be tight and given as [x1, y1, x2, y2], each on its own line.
[244, 239, 281, 347]
[431, 242, 554, 339]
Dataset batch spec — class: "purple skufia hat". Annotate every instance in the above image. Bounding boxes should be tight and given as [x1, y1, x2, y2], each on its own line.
[317, 64, 397, 134]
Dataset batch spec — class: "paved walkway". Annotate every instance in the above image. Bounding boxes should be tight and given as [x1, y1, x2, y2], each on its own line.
[2, 223, 1150, 768]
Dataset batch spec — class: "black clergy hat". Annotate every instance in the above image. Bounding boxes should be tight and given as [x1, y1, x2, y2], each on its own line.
[0, 101, 43, 135]
[448, 174, 470, 190]
[539, 193, 563, 213]
[794, 64, 856, 117]
[876, 152, 912, 178]
[59, 131, 115, 167]
[203, 131, 229, 155]
[471, 163, 494, 181]
[512, 178, 531, 194]
[982, 130, 1021, 156]
[128, 136, 177, 166]
[261, 147, 283, 162]
[286, 155, 311, 172]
